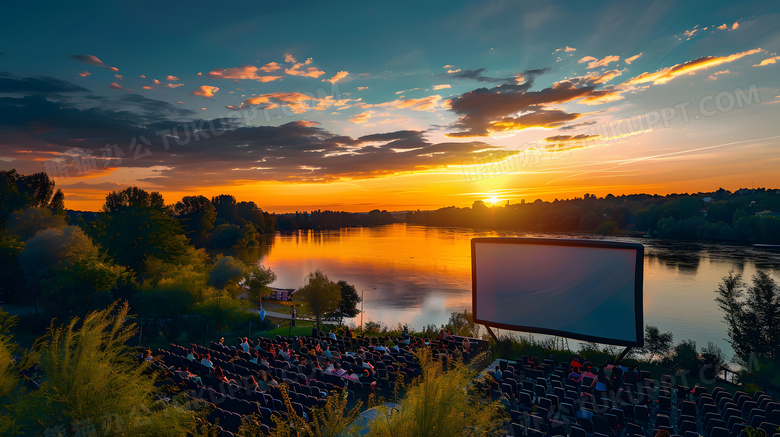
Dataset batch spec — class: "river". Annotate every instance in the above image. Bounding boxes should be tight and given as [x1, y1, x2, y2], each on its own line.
[232, 223, 780, 360]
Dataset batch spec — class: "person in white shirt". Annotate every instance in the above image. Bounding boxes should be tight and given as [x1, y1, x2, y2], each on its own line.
[328, 330, 337, 340]
[200, 354, 213, 368]
[240, 337, 250, 354]
[324, 359, 335, 374]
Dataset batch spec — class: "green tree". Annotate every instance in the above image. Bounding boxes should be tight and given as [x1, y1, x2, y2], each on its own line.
[716, 271, 780, 364]
[96, 187, 191, 275]
[173, 195, 217, 246]
[0, 230, 25, 302]
[443, 309, 479, 338]
[18, 226, 129, 313]
[295, 270, 341, 331]
[208, 255, 246, 334]
[8, 301, 200, 436]
[641, 325, 674, 362]
[244, 264, 277, 304]
[6, 206, 67, 240]
[327, 280, 362, 326]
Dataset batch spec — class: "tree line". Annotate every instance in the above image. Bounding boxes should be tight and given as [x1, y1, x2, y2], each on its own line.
[406, 188, 780, 244]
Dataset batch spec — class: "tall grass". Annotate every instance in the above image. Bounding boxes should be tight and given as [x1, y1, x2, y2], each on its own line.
[365, 349, 506, 437]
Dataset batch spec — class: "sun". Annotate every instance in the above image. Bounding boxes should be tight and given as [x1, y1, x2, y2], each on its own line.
[487, 196, 499, 205]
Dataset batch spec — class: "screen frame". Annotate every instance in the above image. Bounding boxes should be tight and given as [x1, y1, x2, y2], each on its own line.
[471, 237, 644, 347]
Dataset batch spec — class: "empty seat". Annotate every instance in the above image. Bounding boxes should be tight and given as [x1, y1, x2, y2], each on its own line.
[656, 414, 671, 428]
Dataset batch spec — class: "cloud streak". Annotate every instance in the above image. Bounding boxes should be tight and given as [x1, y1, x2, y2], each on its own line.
[68, 55, 119, 72]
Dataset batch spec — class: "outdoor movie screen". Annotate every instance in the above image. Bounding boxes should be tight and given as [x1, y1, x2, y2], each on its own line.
[472, 238, 644, 347]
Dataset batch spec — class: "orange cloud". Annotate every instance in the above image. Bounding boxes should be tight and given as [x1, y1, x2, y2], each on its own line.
[209, 65, 282, 82]
[349, 110, 376, 124]
[142, 86, 153, 90]
[447, 69, 462, 73]
[584, 55, 620, 69]
[378, 95, 442, 112]
[578, 56, 597, 64]
[154, 79, 161, 85]
[260, 62, 281, 72]
[78, 71, 91, 77]
[192, 85, 219, 97]
[732, 21, 739, 30]
[432, 84, 451, 90]
[357, 86, 369, 90]
[109, 83, 123, 90]
[625, 53, 642, 64]
[240, 92, 326, 113]
[139, 75, 146, 78]
[166, 75, 180, 81]
[717, 23, 727, 30]
[284, 54, 326, 78]
[554, 46, 577, 52]
[707, 70, 730, 80]
[164, 83, 184, 88]
[753, 56, 780, 67]
[626, 48, 762, 85]
[323, 71, 349, 84]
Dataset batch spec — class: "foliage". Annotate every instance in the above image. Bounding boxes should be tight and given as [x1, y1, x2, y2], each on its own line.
[191, 295, 255, 333]
[0, 170, 62, 228]
[208, 255, 246, 290]
[366, 349, 505, 437]
[96, 187, 191, 275]
[239, 384, 361, 437]
[442, 309, 479, 338]
[18, 226, 130, 313]
[0, 230, 25, 301]
[6, 206, 67, 240]
[173, 195, 217, 246]
[326, 280, 361, 326]
[244, 264, 277, 304]
[8, 301, 200, 436]
[295, 270, 341, 331]
[405, 188, 780, 244]
[716, 271, 780, 364]
[641, 325, 674, 362]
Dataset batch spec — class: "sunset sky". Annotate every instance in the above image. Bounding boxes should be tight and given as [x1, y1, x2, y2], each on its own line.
[1, 1, 779, 212]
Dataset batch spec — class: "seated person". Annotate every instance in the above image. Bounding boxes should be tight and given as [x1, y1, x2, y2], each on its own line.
[493, 365, 503, 382]
[214, 366, 236, 384]
[332, 363, 346, 377]
[200, 354, 213, 368]
[342, 369, 359, 382]
[328, 330, 337, 340]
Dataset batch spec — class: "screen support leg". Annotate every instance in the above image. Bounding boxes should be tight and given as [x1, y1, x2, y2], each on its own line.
[615, 346, 633, 364]
[485, 326, 499, 344]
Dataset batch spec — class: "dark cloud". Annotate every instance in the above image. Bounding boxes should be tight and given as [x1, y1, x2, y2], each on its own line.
[447, 80, 595, 137]
[0, 74, 90, 94]
[0, 78, 503, 188]
[443, 68, 512, 83]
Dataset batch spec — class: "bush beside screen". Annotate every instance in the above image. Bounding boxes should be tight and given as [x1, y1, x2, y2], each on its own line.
[472, 238, 644, 347]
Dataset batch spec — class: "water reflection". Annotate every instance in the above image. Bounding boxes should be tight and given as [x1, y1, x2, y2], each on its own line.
[239, 224, 780, 360]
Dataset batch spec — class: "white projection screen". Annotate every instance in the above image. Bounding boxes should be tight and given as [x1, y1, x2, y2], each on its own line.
[472, 238, 644, 347]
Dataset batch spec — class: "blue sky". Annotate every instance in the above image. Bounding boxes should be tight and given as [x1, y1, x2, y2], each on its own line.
[1, 0, 779, 211]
